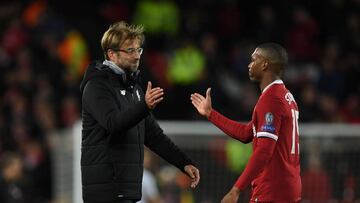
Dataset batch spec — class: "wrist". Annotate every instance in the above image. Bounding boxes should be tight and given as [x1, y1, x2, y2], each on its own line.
[230, 186, 240, 195]
[205, 109, 212, 119]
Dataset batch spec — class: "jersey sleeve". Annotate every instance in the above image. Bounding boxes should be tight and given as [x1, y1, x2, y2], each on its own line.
[209, 110, 253, 143]
[254, 96, 283, 141]
[234, 137, 276, 190]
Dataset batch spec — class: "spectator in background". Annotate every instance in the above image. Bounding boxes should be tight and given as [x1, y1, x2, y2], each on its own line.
[191, 43, 301, 202]
[80, 21, 200, 203]
[166, 40, 206, 119]
[133, 0, 180, 37]
[285, 6, 320, 62]
[0, 152, 24, 203]
[19, 138, 52, 203]
[302, 155, 332, 203]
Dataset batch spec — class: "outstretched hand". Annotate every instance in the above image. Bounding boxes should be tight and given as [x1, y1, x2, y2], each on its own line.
[145, 81, 164, 109]
[184, 165, 200, 188]
[190, 88, 212, 118]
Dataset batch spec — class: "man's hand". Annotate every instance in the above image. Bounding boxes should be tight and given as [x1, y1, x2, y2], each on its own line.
[184, 165, 200, 188]
[190, 88, 212, 118]
[145, 81, 164, 109]
[221, 187, 240, 203]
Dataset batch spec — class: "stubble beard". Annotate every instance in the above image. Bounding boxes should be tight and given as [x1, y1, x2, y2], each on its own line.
[129, 62, 139, 72]
[122, 61, 139, 72]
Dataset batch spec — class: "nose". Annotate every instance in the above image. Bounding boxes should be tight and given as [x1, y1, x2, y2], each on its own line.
[133, 52, 141, 59]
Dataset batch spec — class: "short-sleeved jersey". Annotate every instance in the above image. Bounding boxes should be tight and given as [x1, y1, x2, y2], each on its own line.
[250, 80, 301, 202]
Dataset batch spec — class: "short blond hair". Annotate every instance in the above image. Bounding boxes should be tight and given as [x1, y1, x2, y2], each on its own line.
[101, 21, 145, 60]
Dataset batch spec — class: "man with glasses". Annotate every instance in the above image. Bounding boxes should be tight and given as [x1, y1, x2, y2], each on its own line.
[80, 21, 200, 203]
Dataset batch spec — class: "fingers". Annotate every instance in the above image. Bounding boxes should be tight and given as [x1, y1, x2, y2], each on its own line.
[190, 93, 206, 108]
[146, 82, 164, 100]
[206, 88, 211, 99]
[148, 89, 163, 103]
[153, 96, 164, 105]
[147, 81, 152, 91]
[149, 88, 164, 99]
[185, 165, 200, 188]
[191, 93, 205, 101]
[145, 81, 164, 109]
[190, 168, 200, 188]
[191, 101, 200, 109]
[147, 94, 164, 108]
[190, 94, 202, 106]
[146, 84, 164, 102]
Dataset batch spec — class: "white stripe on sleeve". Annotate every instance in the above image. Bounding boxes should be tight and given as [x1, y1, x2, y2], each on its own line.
[256, 132, 278, 141]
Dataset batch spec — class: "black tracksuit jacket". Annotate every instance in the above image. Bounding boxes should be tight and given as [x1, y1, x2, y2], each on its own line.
[80, 61, 193, 203]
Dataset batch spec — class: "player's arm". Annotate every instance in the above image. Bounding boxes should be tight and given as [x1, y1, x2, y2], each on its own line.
[191, 88, 253, 143]
[209, 110, 253, 143]
[233, 96, 283, 191]
[221, 137, 276, 203]
[234, 137, 276, 189]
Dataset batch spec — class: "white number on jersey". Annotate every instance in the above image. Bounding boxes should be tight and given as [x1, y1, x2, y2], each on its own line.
[291, 109, 299, 154]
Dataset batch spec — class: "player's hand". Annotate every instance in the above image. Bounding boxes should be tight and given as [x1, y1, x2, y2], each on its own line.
[145, 81, 164, 109]
[184, 164, 200, 188]
[221, 187, 240, 203]
[190, 88, 212, 118]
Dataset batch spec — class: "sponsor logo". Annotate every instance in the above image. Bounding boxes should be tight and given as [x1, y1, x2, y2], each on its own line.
[265, 112, 273, 124]
[262, 112, 275, 133]
[261, 124, 275, 133]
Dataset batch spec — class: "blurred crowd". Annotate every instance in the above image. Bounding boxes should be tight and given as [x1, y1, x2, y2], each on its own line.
[0, 0, 359, 202]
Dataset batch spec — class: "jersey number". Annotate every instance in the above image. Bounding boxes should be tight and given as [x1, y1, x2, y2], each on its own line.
[291, 109, 299, 154]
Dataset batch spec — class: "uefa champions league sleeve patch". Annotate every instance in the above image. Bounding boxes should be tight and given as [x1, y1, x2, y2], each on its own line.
[260, 112, 275, 133]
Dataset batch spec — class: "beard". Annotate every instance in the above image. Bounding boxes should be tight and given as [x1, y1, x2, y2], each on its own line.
[121, 60, 139, 72]
[129, 62, 139, 72]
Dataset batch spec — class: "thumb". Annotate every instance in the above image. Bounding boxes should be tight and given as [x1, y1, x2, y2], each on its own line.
[189, 169, 195, 179]
[147, 81, 152, 91]
[206, 88, 211, 99]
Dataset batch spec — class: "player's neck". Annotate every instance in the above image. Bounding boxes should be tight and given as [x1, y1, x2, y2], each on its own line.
[260, 75, 280, 92]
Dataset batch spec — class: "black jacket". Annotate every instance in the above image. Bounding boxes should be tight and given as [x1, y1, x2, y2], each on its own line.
[80, 61, 193, 203]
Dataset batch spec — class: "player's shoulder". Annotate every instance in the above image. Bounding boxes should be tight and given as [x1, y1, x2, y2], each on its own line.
[261, 84, 284, 100]
[262, 84, 297, 106]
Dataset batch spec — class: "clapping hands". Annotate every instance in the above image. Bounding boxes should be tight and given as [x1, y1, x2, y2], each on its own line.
[145, 81, 164, 109]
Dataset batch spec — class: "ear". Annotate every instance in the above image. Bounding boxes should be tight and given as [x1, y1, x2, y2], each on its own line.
[262, 61, 269, 71]
[106, 50, 113, 60]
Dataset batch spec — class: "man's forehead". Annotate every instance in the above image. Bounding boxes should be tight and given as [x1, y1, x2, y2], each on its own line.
[121, 39, 141, 47]
[251, 48, 263, 58]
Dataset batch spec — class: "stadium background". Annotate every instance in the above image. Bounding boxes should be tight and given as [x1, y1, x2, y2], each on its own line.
[0, 0, 359, 202]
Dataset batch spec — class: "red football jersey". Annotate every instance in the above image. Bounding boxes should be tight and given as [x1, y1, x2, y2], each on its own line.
[249, 80, 301, 202]
[208, 80, 301, 202]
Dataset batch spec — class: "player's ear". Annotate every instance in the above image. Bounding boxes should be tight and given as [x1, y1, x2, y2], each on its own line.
[262, 60, 269, 70]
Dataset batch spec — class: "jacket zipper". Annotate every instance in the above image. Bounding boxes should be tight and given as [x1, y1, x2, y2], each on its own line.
[130, 86, 142, 164]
